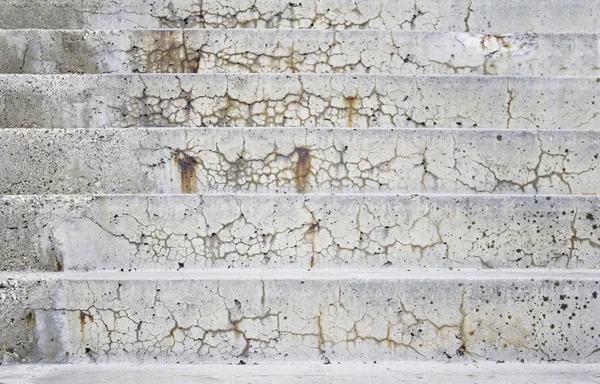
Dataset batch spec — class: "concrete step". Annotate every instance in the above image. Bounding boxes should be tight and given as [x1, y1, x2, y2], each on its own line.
[1, 30, 598, 76]
[0, 74, 598, 129]
[1, 128, 599, 195]
[2, 270, 600, 363]
[3, 194, 600, 271]
[0, 0, 599, 33]
[2, 362, 600, 383]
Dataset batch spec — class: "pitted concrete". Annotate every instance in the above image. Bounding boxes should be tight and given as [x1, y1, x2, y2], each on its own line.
[1, 30, 598, 76]
[0, 276, 53, 364]
[1, 0, 600, 372]
[1, 0, 599, 32]
[0, 74, 598, 128]
[3, 194, 600, 271]
[1, 128, 599, 195]
[2, 270, 600, 364]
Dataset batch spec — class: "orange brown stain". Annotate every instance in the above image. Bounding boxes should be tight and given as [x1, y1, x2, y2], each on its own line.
[174, 150, 199, 194]
[294, 147, 311, 193]
[343, 95, 359, 128]
[79, 311, 93, 339]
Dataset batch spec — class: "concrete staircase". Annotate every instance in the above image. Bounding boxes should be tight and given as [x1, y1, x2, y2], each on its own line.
[1, 0, 600, 382]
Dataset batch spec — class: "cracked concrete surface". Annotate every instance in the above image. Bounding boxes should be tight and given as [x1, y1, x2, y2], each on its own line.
[3, 271, 599, 363]
[1, 128, 599, 195]
[1, 30, 598, 76]
[2, 0, 600, 372]
[0, 74, 598, 128]
[1, 0, 599, 33]
[0, 276, 53, 364]
[3, 195, 600, 271]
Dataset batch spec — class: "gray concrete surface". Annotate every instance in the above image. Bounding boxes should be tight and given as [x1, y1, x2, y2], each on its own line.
[1, 270, 600, 363]
[1, 128, 599, 195]
[0, 74, 598, 128]
[1, 30, 597, 76]
[1, 0, 599, 32]
[2, 194, 600, 271]
[1, 0, 600, 373]
[1, 362, 600, 383]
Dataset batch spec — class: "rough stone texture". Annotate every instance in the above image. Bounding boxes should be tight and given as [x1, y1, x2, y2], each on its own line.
[1, 128, 599, 195]
[6, 270, 598, 363]
[3, 195, 600, 271]
[0, 275, 55, 364]
[2, 362, 600, 384]
[0, 74, 598, 129]
[0, 0, 599, 33]
[1, 30, 598, 76]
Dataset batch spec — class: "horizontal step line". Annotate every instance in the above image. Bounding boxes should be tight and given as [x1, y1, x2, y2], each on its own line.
[0, 73, 597, 79]
[1, 28, 599, 36]
[1, 193, 599, 198]
[0, 127, 597, 133]
[3, 269, 600, 281]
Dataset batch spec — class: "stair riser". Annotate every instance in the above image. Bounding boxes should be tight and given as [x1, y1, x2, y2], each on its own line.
[1, 75, 598, 129]
[2, 129, 599, 195]
[0, 277, 52, 364]
[24, 276, 600, 363]
[3, 195, 600, 271]
[1, 0, 599, 32]
[2, 30, 598, 76]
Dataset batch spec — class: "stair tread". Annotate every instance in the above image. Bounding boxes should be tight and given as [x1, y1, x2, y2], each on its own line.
[1, 362, 599, 383]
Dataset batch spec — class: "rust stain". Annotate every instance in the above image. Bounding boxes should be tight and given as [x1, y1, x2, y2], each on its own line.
[343, 95, 359, 128]
[24, 311, 36, 328]
[188, 57, 200, 73]
[174, 150, 199, 194]
[79, 311, 93, 339]
[294, 147, 312, 193]
[55, 259, 63, 272]
[305, 221, 320, 268]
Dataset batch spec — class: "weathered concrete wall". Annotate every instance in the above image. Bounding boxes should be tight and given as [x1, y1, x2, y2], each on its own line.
[1, 128, 598, 195]
[1, 0, 599, 32]
[24, 271, 600, 363]
[1, 0, 599, 371]
[2, 195, 600, 271]
[0, 30, 597, 76]
[0, 75, 598, 128]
